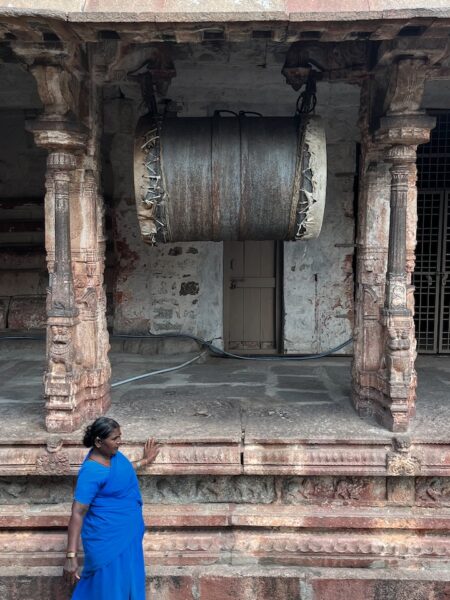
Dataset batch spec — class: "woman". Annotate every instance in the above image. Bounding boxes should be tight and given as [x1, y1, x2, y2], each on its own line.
[63, 417, 159, 599]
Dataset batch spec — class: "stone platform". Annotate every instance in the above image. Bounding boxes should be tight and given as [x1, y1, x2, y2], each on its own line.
[0, 337, 449, 476]
[0, 338, 450, 598]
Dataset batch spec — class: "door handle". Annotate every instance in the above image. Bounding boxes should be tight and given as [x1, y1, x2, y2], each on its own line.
[230, 279, 244, 289]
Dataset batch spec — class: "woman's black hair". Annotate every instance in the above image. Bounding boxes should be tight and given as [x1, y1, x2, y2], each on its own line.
[83, 417, 120, 448]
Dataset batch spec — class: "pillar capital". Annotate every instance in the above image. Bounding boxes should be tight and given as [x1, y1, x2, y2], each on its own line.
[375, 114, 436, 150]
[27, 117, 87, 156]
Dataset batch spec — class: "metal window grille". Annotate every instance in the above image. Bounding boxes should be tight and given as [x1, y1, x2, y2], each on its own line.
[415, 112, 450, 353]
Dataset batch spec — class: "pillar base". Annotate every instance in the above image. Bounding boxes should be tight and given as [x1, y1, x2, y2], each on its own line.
[45, 376, 111, 433]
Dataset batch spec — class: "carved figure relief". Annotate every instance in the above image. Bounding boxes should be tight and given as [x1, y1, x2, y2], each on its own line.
[386, 437, 421, 475]
[416, 477, 450, 505]
[49, 324, 75, 375]
[282, 476, 372, 503]
[35, 442, 71, 475]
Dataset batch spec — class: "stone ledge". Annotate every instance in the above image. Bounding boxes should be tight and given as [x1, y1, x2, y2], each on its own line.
[1, 2, 450, 23]
[1, 503, 450, 530]
[2, 564, 450, 580]
[0, 439, 449, 476]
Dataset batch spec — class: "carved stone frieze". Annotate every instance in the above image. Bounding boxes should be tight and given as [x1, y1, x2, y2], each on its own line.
[281, 476, 384, 503]
[139, 475, 276, 504]
[35, 445, 71, 475]
[141, 529, 450, 565]
[416, 477, 450, 506]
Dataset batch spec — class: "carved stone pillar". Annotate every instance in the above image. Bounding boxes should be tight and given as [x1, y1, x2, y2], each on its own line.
[353, 55, 437, 431]
[352, 82, 391, 418]
[375, 115, 435, 431]
[21, 46, 111, 432]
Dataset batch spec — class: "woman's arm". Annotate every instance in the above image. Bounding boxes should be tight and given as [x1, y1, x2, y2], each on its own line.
[133, 437, 160, 470]
[63, 501, 89, 586]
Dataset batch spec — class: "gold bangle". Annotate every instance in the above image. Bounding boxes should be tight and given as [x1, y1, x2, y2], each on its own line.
[66, 552, 77, 558]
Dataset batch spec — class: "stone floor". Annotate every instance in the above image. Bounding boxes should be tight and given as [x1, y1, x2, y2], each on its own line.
[0, 336, 449, 445]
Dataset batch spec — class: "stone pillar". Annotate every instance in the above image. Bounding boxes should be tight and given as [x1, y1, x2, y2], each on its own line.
[23, 49, 111, 432]
[375, 115, 435, 431]
[352, 82, 391, 418]
[353, 56, 436, 431]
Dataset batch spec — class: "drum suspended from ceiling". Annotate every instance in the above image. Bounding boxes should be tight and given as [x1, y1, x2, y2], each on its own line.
[134, 113, 327, 244]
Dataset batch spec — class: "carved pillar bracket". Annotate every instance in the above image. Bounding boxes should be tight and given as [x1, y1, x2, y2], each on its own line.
[374, 113, 436, 432]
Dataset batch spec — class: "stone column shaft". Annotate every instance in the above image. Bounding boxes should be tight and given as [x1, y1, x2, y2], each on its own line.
[387, 161, 408, 280]
[48, 152, 77, 317]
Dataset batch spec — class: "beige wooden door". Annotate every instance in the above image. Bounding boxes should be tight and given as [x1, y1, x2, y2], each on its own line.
[223, 241, 280, 353]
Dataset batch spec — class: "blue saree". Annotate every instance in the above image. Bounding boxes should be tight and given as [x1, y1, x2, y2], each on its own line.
[71, 451, 146, 600]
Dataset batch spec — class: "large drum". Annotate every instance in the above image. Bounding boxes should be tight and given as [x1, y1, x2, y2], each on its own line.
[134, 114, 326, 244]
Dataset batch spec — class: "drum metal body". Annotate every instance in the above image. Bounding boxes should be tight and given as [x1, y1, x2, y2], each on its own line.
[134, 115, 326, 244]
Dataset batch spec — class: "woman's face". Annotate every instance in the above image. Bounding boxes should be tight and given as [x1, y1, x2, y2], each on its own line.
[97, 427, 122, 457]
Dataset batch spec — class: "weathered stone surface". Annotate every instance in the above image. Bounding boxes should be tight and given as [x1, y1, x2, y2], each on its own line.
[148, 575, 195, 600]
[386, 476, 415, 505]
[311, 579, 450, 600]
[199, 575, 301, 599]
[8, 296, 46, 329]
[0, 570, 72, 600]
[0, 299, 8, 330]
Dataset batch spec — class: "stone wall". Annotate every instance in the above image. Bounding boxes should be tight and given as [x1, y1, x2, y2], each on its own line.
[283, 83, 358, 353]
[0, 473, 449, 599]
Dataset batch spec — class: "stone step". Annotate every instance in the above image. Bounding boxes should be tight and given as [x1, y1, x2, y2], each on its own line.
[0, 528, 449, 569]
[1, 565, 450, 600]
